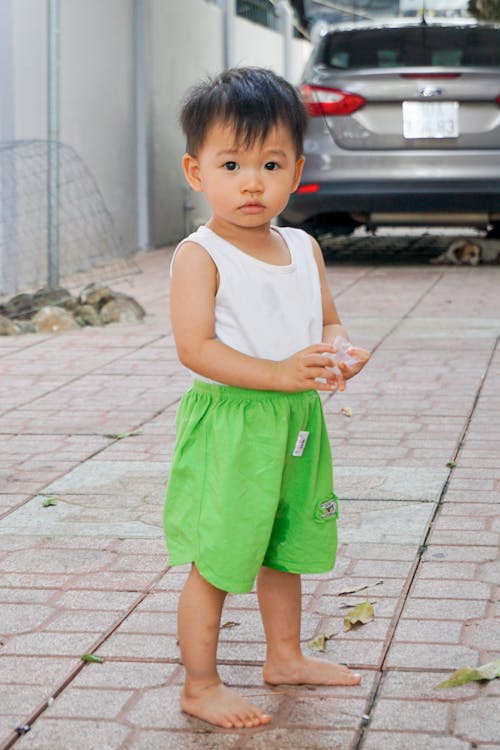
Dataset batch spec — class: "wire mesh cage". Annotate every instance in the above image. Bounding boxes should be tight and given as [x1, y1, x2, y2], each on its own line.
[0, 139, 140, 299]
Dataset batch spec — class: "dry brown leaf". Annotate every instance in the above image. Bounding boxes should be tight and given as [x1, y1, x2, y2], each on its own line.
[338, 598, 376, 609]
[343, 601, 375, 631]
[337, 581, 383, 596]
[435, 659, 500, 688]
[221, 620, 240, 629]
[307, 632, 337, 652]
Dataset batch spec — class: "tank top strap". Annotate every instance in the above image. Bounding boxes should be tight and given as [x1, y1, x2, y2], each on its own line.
[273, 226, 316, 271]
[171, 225, 316, 277]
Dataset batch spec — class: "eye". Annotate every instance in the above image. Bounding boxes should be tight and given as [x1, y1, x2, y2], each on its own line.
[264, 162, 280, 171]
[223, 161, 238, 171]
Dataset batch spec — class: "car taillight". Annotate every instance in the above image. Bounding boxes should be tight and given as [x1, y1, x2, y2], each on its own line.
[497, 95, 500, 106]
[300, 84, 365, 116]
[297, 183, 320, 194]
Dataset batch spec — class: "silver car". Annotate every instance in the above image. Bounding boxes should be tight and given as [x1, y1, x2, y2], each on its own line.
[281, 18, 500, 239]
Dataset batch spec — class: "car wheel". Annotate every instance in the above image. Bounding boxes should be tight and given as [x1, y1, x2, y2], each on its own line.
[299, 213, 359, 242]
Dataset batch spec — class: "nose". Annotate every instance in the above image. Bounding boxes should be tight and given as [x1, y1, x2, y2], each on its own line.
[241, 167, 263, 194]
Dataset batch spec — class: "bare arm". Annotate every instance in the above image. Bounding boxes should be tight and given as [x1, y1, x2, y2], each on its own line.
[169, 241, 338, 392]
[311, 238, 349, 343]
[311, 238, 370, 384]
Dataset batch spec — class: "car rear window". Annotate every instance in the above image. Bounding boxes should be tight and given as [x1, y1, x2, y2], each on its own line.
[319, 27, 500, 69]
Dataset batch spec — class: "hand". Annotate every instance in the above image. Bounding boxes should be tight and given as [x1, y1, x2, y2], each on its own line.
[275, 343, 346, 393]
[337, 346, 371, 380]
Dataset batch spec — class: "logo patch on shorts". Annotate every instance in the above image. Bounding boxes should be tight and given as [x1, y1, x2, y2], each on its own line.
[319, 497, 337, 519]
[292, 430, 309, 457]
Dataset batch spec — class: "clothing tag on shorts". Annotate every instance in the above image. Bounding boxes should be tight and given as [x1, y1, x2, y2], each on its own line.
[292, 430, 309, 457]
[319, 497, 337, 519]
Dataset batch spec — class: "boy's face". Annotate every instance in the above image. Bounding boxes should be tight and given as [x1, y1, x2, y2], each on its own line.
[183, 121, 304, 231]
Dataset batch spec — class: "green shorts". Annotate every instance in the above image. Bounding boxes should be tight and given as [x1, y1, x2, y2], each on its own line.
[163, 380, 338, 593]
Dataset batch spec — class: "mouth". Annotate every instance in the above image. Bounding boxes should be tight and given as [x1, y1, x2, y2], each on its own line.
[239, 203, 265, 214]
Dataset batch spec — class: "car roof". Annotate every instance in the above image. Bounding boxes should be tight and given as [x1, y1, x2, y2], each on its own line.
[319, 16, 500, 33]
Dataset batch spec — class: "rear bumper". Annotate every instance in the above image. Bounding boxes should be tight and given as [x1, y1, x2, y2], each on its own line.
[282, 179, 500, 224]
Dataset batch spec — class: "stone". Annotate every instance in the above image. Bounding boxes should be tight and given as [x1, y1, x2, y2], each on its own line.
[11, 718, 130, 749]
[0, 314, 22, 335]
[362, 732, 469, 750]
[32, 286, 72, 310]
[15, 319, 37, 334]
[73, 304, 102, 327]
[454, 697, 500, 743]
[62, 296, 79, 311]
[78, 282, 113, 308]
[99, 295, 145, 325]
[4, 292, 34, 319]
[370, 698, 450, 732]
[32, 306, 80, 333]
[334, 466, 448, 503]
[0, 283, 145, 335]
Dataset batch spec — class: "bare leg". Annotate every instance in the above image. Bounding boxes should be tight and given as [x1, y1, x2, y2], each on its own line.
[178, 564, 272, 728]
[257, 566, 361, 686]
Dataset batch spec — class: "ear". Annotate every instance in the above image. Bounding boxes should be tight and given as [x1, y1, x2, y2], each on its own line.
[182, 153, 203, 192]
[291, 155, 305, 193]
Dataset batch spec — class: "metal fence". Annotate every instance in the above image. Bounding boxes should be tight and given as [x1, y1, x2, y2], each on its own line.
[236, 0, 279, 30]
[0, 140, 135, 296]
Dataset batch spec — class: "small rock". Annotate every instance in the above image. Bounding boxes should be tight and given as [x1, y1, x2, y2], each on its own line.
[99, 295, 145, 325]
[79, 283, 113, 308]
[32, 306, 80, 333]
[0, 314, 22, 335]
[16, 320, 37, 334]
[74, 304, 102, 327]
[4, 293, 34, 320]
[62, 296, 79, 311]
[33, 286, 72, 310]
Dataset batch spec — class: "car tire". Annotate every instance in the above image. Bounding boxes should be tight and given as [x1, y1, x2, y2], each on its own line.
[285, 213, 359, 241]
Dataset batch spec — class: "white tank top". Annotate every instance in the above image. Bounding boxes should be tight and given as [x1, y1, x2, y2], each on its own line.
[171, 225, 323, 383]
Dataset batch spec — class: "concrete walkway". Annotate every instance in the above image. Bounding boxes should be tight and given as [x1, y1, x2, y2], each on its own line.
[0, 247, 499, 750]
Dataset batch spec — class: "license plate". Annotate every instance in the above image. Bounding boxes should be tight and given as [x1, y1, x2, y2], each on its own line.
[403, 101, 459, 139]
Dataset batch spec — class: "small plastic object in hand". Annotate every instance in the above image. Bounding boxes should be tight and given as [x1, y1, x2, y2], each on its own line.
[323, 336, 359, 375]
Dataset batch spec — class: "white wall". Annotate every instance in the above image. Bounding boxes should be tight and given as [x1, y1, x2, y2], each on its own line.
[151, 6, 312, 244]
[2, 0, 312, 290]
[12, 0, 47, 140]
[11, 0, 136, 255]
[151, 0, 223, 246]
[59, 0, 136, 254]
[232, 16, 311, 81]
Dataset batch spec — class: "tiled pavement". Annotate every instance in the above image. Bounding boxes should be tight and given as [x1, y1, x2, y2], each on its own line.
[0, 247, 499, 750]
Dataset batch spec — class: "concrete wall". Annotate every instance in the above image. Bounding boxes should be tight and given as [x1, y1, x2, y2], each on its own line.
[12, 0, 47, 140]
[59, 0, 136, 254]
[1, 0, 312, 292]
[11, 0, 136, 254]
[233, 15, 311, 82]
[151, 5, 312, 245]
[150, 0, 223, 247]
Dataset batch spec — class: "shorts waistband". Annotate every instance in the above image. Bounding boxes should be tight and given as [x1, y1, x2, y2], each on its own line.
[191, 379, 317, 402]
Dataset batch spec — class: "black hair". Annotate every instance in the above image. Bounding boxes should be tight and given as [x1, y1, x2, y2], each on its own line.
[180, 67, 307, 157]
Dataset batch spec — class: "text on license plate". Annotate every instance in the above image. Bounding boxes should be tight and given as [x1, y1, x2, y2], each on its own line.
[403, 101, 459, 139]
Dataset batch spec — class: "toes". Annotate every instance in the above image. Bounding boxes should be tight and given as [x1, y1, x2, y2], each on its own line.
[235, 709, 271, 728]
[242, 711, 262, 728]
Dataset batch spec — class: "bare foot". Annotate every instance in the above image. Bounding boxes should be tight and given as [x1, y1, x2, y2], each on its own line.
[181, 680, 272, 729]
[263, 655, 361, 686]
